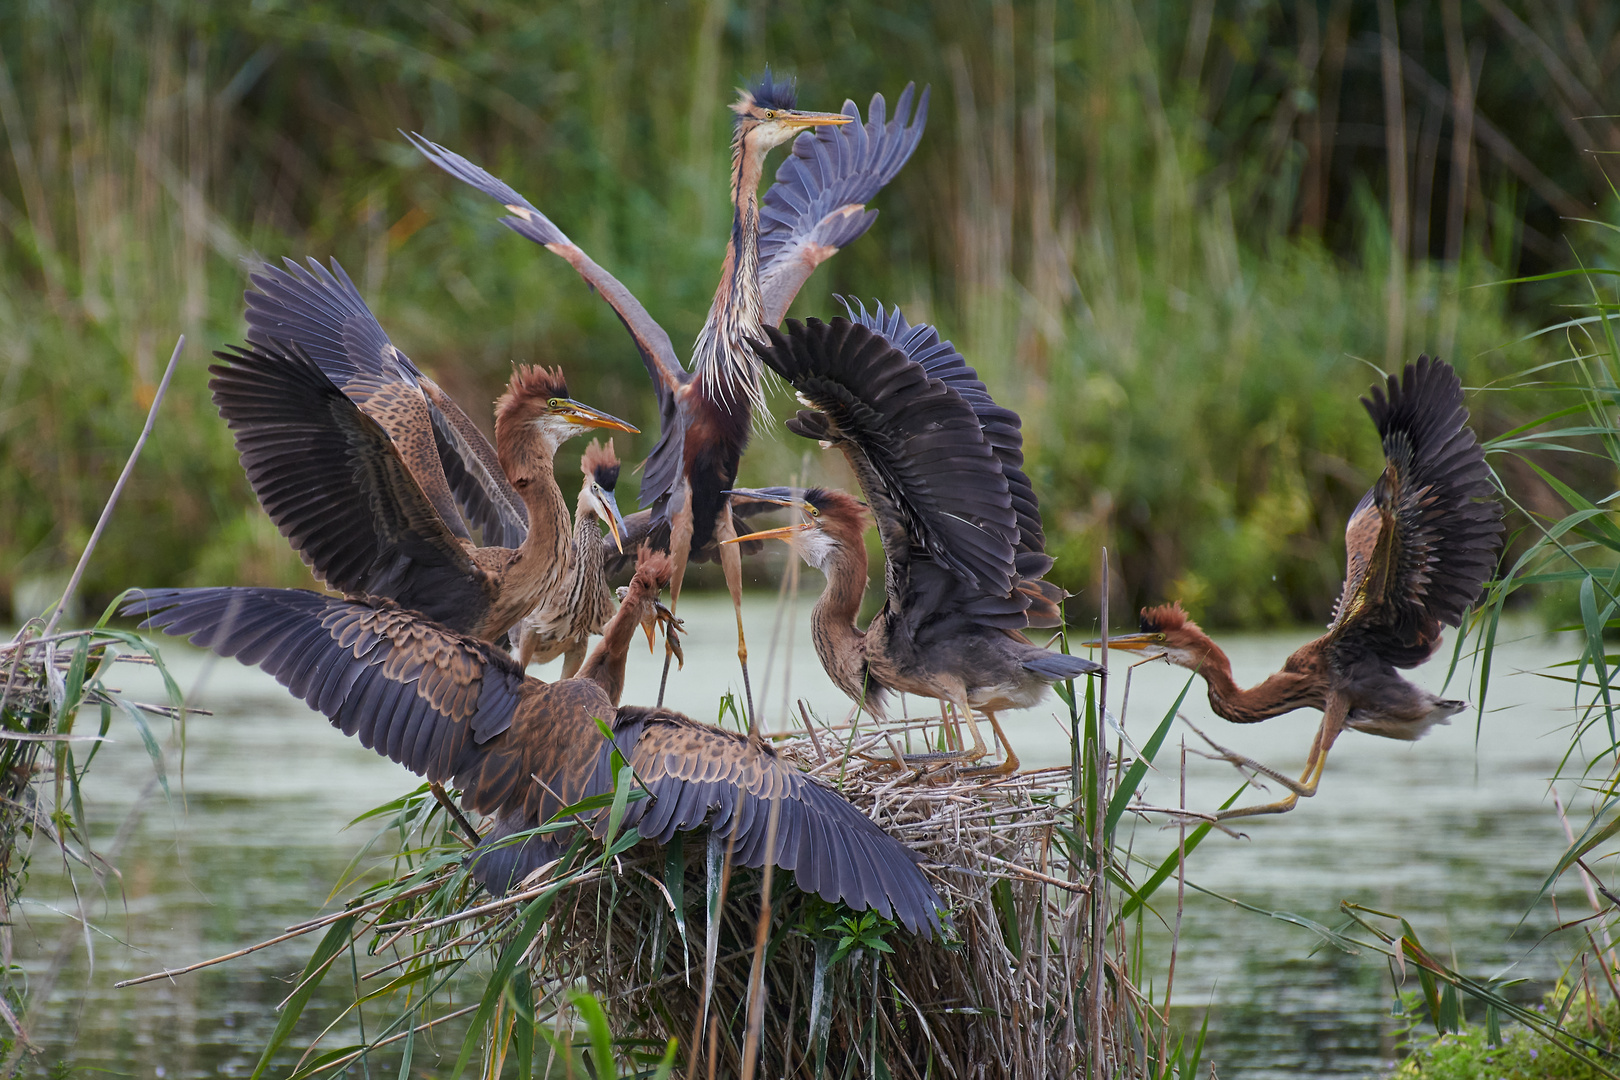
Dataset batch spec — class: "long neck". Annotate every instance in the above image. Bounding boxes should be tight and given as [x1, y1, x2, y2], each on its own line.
[809, 541, 870, 701]
[573, 492, 606, 580]
[578, 570, 658, 704]
[1187, 637, 1319, 724]
[501, 431, 570, 565]
[691, 128, 769, 413]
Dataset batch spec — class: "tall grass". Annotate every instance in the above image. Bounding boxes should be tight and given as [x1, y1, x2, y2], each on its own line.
[2, 1, 1613, 624]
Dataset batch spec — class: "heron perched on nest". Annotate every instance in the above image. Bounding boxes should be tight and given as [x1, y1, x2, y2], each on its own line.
[407, 71, 929, 732]
[729, 310, 1100, 775]
[1092, 356, 1503, 818]
[123, 582, 945, 935]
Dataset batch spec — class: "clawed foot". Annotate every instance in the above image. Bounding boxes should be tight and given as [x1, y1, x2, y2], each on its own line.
[1181, 718, 1322, 820]
[641, 600, 685, 667]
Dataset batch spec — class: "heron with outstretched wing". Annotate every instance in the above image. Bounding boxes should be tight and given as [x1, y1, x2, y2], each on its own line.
[407, 72, 929, 735]
[1091, 357, 1503, 818]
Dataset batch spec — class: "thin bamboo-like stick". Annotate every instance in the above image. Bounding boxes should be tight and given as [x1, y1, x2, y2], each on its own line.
[44, 336, 184, 638]
[1090, 548, 1110, 1078]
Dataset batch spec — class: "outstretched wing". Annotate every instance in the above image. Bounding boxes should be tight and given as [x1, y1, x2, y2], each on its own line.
[123, 587, 526, 786]
[755, 317, 1017, 601]
[126, 587, 621, 885]
[211, 341, 499, 632]
[613, 706, 943, 935]
[1328, 356, 1504, 667]
[405, 132, 687, 507]
[842, 299, 1044, 555]
[758, 85, 929, 326]
[244, 258, 528, 547]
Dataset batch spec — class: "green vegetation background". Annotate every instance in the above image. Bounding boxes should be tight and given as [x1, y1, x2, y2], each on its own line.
[1, 0, 1612, 627]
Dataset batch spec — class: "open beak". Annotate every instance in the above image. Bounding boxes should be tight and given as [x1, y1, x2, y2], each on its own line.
[597, 488, 626, 553]
[782, 109, 854, 130]
[1079, 632, 1166, 655]
[559, 400, 639, 434]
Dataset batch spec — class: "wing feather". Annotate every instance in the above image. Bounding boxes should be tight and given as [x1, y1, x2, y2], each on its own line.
[1328, 356, 1504, 667]
[244, 258, 480, 542]
[612, 707, 942, 934]
[210, 341, 499, 635]
[757, 317, 1017, 596]
[758, 86, 930, 325]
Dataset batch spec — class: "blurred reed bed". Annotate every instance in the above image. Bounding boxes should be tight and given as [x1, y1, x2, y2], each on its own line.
[1, 0, 1613, 626]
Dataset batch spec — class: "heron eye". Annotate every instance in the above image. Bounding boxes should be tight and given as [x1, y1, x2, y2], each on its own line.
[548, 398, 563, 408]
[764, 110, 777, 119]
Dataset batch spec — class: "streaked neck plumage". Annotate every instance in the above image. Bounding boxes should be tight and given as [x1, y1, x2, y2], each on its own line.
[691, 124, 770, 415]
[807, 535, 874, 708]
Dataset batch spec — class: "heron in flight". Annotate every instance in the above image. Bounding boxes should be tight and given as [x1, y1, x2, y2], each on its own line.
[209, 335, 634, 646]
[729, 310, 1099, 774]
[406, 71, 929, 733]
[123, 582, 944, 933]
[1092, 357, 1503, 818]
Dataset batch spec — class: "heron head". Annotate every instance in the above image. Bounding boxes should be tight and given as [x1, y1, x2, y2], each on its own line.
[579, 439, 627, 553]
[721, 486, 867, 573]
[495, 365, 639, 456]
[731, 68, 852, 153]
[1082, 602, 1211, 668]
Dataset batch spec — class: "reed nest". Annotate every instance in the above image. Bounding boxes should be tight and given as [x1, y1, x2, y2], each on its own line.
[532, 740, 1109, 1078]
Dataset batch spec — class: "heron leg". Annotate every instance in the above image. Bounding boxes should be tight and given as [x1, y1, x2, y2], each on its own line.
[656, 499, 695, 708]
[560, 644, 586, 681]
[714, 509, 758, 737]
[901, 696, 990, 769]
[962, 710, 1021, 778]
[1204, 696, 1349, 820]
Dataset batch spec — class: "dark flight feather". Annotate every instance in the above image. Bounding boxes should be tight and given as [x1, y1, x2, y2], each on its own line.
[1328, 356, 1503, 668]
[758, 86, 930, 326]
[209, 341, 498, 633]
[244, 257, 527, 548]
[756, 317, 1018, 595]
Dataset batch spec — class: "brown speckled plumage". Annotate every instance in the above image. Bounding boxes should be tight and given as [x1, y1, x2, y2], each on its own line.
[124, 586, 943, 933]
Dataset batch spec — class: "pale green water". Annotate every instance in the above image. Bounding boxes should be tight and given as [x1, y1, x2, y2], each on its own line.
[12, 599, 1591, 1077]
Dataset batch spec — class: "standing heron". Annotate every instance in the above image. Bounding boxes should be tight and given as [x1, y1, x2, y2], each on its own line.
[516, 437, 628, 673]
[208, 336, 635, 645]
[728, 313, 1099, 774]
[406, 72, 929, 731]
[122, 584, 944, 933]
[1092, 357, 1503, 818]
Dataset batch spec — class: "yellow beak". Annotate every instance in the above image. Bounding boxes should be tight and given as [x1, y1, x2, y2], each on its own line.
[559, 400, 639, 434]
[1078, 632, 1163, 652]
[724, 522, 813, 545]
[781, 109, 854, 130]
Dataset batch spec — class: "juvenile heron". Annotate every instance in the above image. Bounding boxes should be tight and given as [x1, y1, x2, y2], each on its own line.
[407, 71, 928, 733]
[123, 585, 944, 933]
[730, 312, 1099, 774]
[1092, 357, 1503, 818]
[516, 438, 628, 673]
[209, 337, 634, 644]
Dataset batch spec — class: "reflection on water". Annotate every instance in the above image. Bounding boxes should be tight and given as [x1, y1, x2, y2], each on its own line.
[13, 600, 1590, 1078]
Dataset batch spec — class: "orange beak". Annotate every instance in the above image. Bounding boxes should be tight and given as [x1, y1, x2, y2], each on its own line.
[1078, 632, 1166, 654]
